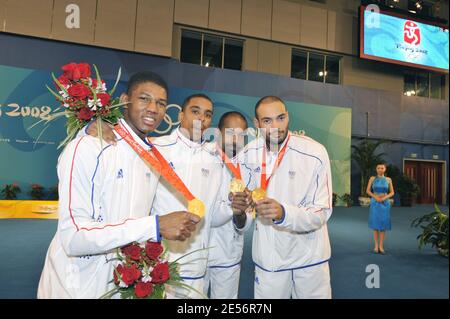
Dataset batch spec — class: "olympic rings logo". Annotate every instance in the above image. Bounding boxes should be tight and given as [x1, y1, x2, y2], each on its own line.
[155, 104, 182, 134]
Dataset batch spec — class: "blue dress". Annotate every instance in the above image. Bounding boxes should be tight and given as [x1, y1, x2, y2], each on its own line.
[368, 176, 391, 231]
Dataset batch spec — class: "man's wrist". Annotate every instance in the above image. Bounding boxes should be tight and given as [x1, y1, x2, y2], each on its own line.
[273, 205, 286, 224]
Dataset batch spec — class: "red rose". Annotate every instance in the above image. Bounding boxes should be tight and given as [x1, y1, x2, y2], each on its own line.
[55, 74, 70, 88]
[134, 281, 154, 298]
[122, 244, 142, 261]
[119, 264, 141, 286]
[97, 93, 111, 107]
[68, 83, 91, 100]
[62, 62, 91, 81]
[113, 264, 125, 284]
[92, 78, 105, 89]
[62, 63, 81, 81]
[151, 262, 170, 284]
[145, 242, 163, 260]
[77, 63, 91, 78]
[77, 107, 94, 121]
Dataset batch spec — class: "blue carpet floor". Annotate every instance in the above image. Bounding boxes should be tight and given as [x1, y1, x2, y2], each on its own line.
[0, 205, 448, 299]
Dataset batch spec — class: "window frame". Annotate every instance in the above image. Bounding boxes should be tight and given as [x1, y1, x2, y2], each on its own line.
[180, 28, 245, 71]
[291, 48, 342, 84]
[403, 71, 444, 99]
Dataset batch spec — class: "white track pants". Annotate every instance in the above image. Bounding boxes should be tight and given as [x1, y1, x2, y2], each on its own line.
[254, 262, 331, 299]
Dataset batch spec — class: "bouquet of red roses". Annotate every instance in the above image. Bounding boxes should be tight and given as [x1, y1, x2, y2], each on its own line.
[100, 240, 206, 299]
[31, 62, 125, 148]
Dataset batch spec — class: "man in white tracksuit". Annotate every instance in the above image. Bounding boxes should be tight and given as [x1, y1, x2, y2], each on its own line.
[151, 94, 235, 298]
[205, 111, 250, 299]
[37, 72, 199, 298]
[234, 95, 333, 299]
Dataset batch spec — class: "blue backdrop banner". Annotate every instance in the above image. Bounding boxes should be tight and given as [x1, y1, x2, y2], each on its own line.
[0, 64, 351, 199]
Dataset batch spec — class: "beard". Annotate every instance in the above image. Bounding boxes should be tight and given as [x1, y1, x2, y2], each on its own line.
[266, 130, 288, 150]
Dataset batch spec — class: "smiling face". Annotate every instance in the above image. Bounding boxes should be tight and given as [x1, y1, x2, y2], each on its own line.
[376, 164, 386, 176]
[179, 97, 213, 142]
[121, 81, 167, 139]
[254, 100, 289, 148]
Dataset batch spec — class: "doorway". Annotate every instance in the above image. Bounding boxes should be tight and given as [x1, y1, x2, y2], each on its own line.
[403, 159, 447, 205]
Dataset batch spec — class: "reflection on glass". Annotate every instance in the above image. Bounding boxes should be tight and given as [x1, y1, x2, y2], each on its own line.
[203, 34, 223, 68]
[416, 72, 429, 97]
[224, 38, 243, 70]
[180, 30, 202, 65]
[291, 50, 307, 80]
[308, 53, 325, 83]
[403, 72, 416, 96]
[325, 56, 340, 84]
[430, 73, 443, 99]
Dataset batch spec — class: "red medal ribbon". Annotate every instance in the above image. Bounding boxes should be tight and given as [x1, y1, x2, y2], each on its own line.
[115, 122, 195, 201]
[216, 146, 241, 180]
[260, 133, 291, 191]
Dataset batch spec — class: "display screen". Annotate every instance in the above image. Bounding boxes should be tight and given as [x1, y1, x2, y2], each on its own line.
[360, 6, 449, 73]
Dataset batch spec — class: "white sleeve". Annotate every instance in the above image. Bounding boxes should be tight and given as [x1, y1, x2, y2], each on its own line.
[210, 169, 233, 228]
[57, 137, 160, 257]
[274, 146, 333, 233]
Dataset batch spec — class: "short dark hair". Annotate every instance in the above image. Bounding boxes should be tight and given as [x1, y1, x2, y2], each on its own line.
[376, 162, 387, 168]
[255, 95, 285, 117]
[181, 93, 213, 111]
[218, 111, 248, 130]
[127, 71, 169, 96]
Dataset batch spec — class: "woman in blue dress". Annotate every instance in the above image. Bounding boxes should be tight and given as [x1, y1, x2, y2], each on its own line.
[366, 163, 395, 254]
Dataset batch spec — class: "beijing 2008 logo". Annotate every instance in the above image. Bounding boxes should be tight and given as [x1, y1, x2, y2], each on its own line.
[404, 20, 420, 45]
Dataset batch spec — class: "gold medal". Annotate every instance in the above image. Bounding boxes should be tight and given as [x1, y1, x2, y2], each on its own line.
[229, 178, 246, 193]
[188, 198, 205, 218]
[251, 188, 266, 220]
[252, 188, 266, 202]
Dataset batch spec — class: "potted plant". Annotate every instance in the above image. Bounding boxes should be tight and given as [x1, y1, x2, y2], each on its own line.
[385, 164, 402, 206]
[351, 139, 388, 206]
[47, 185, 59, 200]
[332, 193, 338, 207]
[1, 183, 21, 199]
[29, 183, 45, 200]
[397, 174, 420, 207]
[339, 193, 353, 207]
[411, 203, 448, 257]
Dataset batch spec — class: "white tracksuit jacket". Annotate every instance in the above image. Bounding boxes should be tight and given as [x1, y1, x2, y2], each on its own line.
[208, 167, 249, 269]
[151, 128, 231, 280]
[37, 119, 161, 298]
[238, 133, 332, 272]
